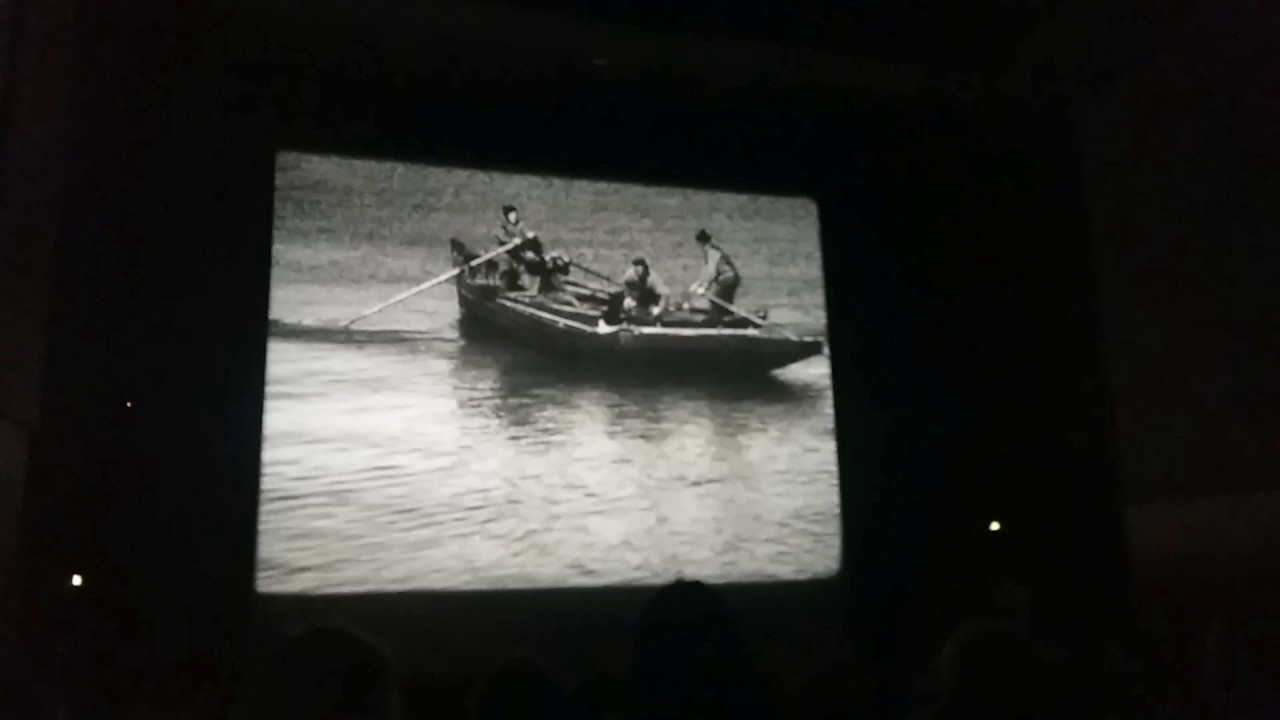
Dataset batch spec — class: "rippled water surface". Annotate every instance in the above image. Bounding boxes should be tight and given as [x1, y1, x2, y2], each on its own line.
[257, 155, 842, 593]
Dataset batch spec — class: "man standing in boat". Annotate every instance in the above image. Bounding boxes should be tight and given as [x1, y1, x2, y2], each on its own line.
[689, 228, 741, 321]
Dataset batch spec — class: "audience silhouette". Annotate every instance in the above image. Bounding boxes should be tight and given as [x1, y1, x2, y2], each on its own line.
[631, 579, 772, 720]
[246, 625, 401, 720]
[470, 656, 578, 720]
[918, 620, 1044, 720]
[573, 672, 632, 720]
[230, 578, 1280, 720]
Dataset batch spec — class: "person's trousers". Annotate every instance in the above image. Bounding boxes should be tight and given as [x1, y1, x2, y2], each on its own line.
[708, 276, 740, 318]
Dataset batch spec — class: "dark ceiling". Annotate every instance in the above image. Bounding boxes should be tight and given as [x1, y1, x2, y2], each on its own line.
[468, 0, 1065, 72]
[238, 0, 1082, 112]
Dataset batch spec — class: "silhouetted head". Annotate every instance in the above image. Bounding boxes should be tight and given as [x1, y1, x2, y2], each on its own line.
[633, 580, 747, 695]
[0, 650, 43, 720]
[695, 229, 712, 245]
[502, 204, 519, 224]
[574, 674, 631, 720]
[251, 625, 400, 720]
[471, 657, 573, 720]
[939, 622, 1038, 716]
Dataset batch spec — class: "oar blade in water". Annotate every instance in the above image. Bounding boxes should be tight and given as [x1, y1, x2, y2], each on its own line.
[266, 318, 437, 344]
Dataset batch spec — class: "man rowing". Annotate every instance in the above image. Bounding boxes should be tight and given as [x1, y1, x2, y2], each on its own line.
[495, 203, 537, 246]
[491, 203, 589, 307]
[492, 203, 550, 291]
[688, 228, 741, 321]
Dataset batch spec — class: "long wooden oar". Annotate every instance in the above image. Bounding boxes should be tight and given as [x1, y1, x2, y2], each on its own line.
[569, 259, 624, 288]
[700, 291, 801, 341]
[562, 278, 614, 300]
[341, 238, 525, 328]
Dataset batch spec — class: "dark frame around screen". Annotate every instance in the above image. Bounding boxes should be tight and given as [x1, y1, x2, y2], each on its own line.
[238, 102, 871, 683]
[21, 2, 1126, 714]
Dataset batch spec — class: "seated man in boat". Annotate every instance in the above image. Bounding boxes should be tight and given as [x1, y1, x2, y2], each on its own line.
[688, 228, 741, 323]
[529, 251, 583, 307]
[620, 257, 668, 319]
[600, 257, 668, 325]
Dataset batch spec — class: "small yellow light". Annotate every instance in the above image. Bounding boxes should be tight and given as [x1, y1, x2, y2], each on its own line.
[71, 573, 83, 587]
[989, 520, 1002, 532]
[125, 401, 133, 408]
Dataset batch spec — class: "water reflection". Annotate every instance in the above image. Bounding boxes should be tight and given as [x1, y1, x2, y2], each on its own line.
[258, 330, 840, 593]
[449, 335, 832, 491]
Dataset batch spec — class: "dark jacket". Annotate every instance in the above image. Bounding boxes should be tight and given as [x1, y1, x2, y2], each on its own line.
[695, 242, 739, 287]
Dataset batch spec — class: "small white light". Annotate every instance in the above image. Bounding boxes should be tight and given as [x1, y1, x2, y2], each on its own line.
[989, 520, 1002, 532]
[125, 401, 133, 408]
[70, 573, 83, 587]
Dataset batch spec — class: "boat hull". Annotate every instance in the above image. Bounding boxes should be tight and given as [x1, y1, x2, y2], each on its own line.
[454, 278, 825, 375]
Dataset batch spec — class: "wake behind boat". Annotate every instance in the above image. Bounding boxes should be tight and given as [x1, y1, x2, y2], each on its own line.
[266, 319, 443, 345]
[449, 239, 826, 374]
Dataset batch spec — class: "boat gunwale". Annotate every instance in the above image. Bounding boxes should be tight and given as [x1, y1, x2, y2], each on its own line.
[480, 289, 822, 341]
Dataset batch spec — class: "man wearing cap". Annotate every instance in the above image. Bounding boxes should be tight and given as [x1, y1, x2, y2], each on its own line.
[619, 257, 669, 319]
[495, 204, 536, 244]
[492, 203, 541, 291]
[689, 228, 740, 319]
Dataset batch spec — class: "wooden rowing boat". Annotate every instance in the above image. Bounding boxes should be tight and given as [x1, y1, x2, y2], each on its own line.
[449, 239, 826, 374]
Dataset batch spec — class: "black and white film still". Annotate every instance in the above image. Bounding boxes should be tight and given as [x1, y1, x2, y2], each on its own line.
[257, 152, 841, 593]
